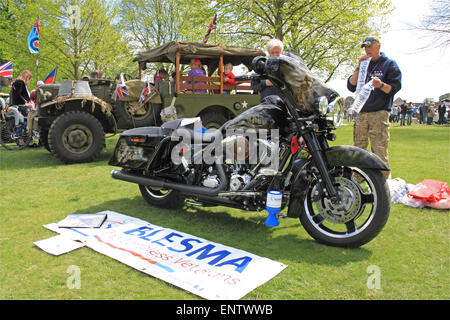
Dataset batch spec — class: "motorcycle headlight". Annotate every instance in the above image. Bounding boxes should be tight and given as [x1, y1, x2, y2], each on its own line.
[326, 97, 345, 127]
[316, 96, 328, 115]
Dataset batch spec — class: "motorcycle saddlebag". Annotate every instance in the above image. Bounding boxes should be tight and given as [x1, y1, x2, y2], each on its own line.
[108, 126, 173, 169]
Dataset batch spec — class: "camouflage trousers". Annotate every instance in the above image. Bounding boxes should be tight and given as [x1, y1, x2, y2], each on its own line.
[353, 110, 391, 179]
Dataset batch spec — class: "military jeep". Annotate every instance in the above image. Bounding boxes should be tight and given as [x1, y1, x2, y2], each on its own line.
[134, 41, 265, 129]
[35, 75, 161, 164]
[35, 42, 265, 164]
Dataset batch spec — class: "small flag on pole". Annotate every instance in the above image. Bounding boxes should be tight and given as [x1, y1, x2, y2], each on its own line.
[43, 67, 57, 84]
[114, 74, 128, 101]
[139, 81, 152, 104]
[0, 61, 13, 78]
[27, 16, 40, 54]
[203, 13, 217, 44]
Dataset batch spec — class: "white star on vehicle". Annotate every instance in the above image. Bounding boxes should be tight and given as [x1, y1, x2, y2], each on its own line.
[242, 101, 248, 109]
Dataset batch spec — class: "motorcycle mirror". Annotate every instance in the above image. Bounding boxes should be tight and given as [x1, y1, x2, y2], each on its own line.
[251, 56, 267, 74]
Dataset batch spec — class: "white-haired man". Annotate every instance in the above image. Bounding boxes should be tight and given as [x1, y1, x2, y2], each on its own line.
[251, 38, 285, 101]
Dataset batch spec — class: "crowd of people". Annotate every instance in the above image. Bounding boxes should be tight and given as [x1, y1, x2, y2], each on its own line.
[346, 100, 449, 126]
[389, 101, 449, 125]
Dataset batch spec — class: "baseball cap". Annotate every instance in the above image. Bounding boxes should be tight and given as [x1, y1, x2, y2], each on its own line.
[192, 59, 202, 65]
[361, 36, 380, 48]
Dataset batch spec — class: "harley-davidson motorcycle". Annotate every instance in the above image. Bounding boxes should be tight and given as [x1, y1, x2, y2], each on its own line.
[109, 53, 390, 248]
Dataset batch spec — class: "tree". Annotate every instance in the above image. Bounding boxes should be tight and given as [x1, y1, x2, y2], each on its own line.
[43, 0, 132, 80]
[0, 0, 44, 82]
[415, 0, 450, 51]
[213, 0, 393, 81]
[0, 0, 133, 83]
[119, 0, 216, 76]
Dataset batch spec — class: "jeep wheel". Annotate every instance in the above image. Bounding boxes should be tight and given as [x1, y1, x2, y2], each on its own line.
[48, 111, 105, 163]
[112, 100, 160, 129]
[201, 111, 228, 130]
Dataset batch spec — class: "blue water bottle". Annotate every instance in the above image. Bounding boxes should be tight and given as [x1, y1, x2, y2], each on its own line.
[265, 190, 282, 227]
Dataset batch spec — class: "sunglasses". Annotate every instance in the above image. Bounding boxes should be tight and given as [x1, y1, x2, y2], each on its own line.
[363, 37, 379, 42]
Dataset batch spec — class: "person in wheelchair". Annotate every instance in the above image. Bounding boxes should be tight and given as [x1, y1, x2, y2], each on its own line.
[7, 70, 39, 147]
[3, 98, 25, 126]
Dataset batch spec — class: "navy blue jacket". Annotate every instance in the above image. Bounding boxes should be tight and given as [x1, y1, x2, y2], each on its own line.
[347, 52, 402, 112]
[251, 79, 284, 101]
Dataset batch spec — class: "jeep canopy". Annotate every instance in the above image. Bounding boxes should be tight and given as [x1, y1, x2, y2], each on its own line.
[134, 41, 265, 75]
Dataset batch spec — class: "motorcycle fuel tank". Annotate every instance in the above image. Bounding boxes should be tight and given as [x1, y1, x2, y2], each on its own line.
[223, 103, 289, 135]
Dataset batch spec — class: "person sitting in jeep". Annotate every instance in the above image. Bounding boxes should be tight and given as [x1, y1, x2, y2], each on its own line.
[186, 59, 207, 94]
[155, 69, 171, 98]
[218, 63, 236, 94]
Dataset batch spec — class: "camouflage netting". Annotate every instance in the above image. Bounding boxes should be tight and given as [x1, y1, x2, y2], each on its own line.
[121, 79, 161, 104]
[55, 95, 113, 117]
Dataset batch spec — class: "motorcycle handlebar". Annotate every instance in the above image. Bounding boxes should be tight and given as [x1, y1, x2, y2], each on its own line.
[234, 74, 264, 82]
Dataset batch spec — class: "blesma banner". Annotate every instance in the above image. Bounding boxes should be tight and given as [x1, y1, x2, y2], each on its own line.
[42, 211, 287, 300]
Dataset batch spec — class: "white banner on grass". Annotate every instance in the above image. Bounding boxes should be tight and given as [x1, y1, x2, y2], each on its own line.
[42, 211, 287, 300]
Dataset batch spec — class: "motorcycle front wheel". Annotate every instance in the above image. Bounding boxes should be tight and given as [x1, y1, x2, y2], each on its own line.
[299, 167, 390, 248]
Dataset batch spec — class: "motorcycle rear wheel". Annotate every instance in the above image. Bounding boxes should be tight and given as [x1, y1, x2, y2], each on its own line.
[139, 185, 184, 209]
[299, 167, 390, 248]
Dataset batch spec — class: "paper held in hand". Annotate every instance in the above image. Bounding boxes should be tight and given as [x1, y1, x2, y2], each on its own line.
[350, 57, 374, 113]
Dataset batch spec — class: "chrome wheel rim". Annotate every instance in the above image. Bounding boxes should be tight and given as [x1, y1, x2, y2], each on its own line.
[304, 167, 378, 239]
[143, 186, 173, 199]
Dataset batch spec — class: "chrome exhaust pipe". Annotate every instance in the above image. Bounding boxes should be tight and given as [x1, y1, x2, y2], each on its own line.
[111, 163, 228, 197]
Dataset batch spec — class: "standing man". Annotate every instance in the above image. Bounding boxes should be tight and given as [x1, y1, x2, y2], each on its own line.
[406, 102, 413, 125]
[420, 103, 428, 124]
[347, 36, 402, 179]
[400, 102, 407, 126]
[427, 103, 435, 125]
[438, 101, 446, 124]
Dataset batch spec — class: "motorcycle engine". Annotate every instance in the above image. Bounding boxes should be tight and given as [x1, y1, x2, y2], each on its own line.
[223, 135, 250, 161]
[203, 174, 220, 188]
[229, 172, 251, 191]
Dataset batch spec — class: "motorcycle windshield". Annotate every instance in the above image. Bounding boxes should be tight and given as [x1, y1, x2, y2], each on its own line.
[274, 53, 338, 112]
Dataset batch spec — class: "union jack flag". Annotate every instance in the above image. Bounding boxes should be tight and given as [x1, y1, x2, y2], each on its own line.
[203, 13, 217, 44]
[0, 61, 13, 78]
[139, 81, 151, 104]
[114, 73, 128, 101]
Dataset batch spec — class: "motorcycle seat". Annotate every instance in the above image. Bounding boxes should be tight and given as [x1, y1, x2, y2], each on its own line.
[162, 118, 224, 143]
[172, 126, 223, 143]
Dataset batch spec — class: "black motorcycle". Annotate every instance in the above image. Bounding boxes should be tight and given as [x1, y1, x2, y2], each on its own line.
[109, 53, 390, 248]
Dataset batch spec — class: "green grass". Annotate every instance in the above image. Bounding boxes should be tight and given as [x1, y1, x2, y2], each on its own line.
[0, 122, 448, 300]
